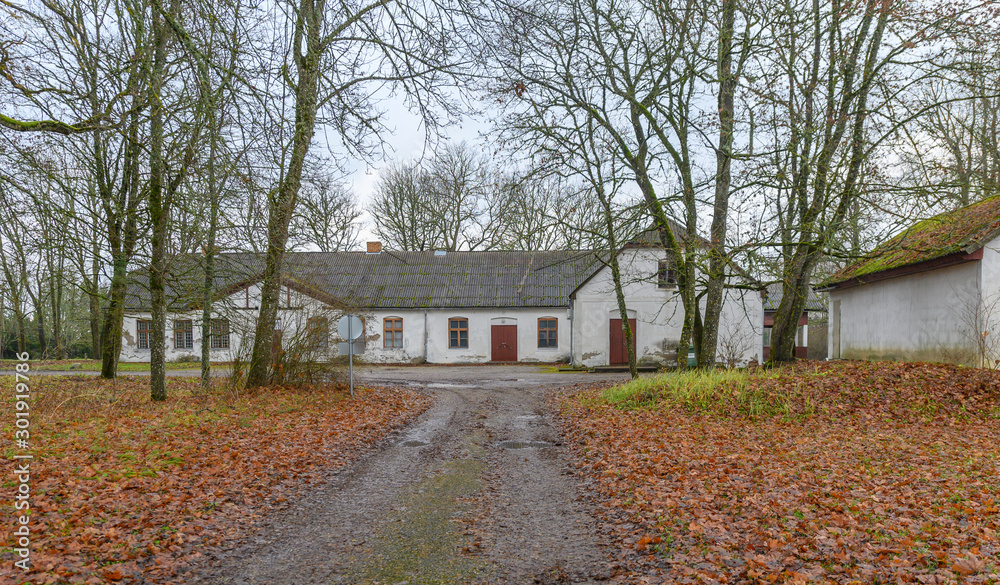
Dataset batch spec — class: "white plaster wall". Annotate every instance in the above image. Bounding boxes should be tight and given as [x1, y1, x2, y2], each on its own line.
[120, 283, 340, 363]
[828, 261, 980, 363]
[354, 308, 572, 364]
[120, 310, 241, 363]
[980, 236, 1000, 305]
[718, 287, 764, 366]
[571, 248, 762, 367]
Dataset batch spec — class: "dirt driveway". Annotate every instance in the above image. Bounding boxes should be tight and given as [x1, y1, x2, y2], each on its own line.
[186, 365, 629, 584]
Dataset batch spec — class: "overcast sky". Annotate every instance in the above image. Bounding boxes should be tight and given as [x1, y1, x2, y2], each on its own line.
[333, 98, 494, 248]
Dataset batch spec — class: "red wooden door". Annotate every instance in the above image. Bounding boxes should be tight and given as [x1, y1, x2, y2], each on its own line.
[491, 325, 517, 362]
[609, 319, 637, 365]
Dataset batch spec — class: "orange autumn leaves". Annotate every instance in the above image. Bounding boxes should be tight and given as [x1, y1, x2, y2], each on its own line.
[0, 377, 429, 584]
[556, 361, 1000, 584]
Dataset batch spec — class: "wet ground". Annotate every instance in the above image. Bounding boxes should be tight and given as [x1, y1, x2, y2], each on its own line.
[183, 365, 630, 584]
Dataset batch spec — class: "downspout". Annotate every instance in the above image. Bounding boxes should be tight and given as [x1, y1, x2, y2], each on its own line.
[423, 309, 428, 363]
[569, 300, 575, 367]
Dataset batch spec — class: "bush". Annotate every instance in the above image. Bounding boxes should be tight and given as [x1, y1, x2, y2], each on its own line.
[602, 368, 793, 417]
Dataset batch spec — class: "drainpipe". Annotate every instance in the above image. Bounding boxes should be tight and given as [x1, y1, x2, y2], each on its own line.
[423, 309, 428, 363]
[568, 302, 575, 367]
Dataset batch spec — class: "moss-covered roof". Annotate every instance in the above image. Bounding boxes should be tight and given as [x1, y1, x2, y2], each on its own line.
[823, 196, 1000, 287]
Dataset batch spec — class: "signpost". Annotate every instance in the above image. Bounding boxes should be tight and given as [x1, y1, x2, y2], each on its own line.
[337, 315, 364, 397]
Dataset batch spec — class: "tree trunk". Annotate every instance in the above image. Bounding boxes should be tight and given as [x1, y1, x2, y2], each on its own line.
[0, 237, 28, 355]
[700, 0, 737, 368]
[770, 0, 888, 363]
[148, 3, 169, 402]
[597, 183, 637, 379]
[100, 256, 128, 378]
[15, 310, 27, 356]
[622, 107, 694, 369]
[90, 244, 101, 359]
[201, 107, 221, 393]
[610, 259, 637, 379]
[97, 10, 146, 379]
[246, 0, 326, 388]
[29, 275, 47, 358]
[34, 305, 47, 358]
[49, 251, 65, 359]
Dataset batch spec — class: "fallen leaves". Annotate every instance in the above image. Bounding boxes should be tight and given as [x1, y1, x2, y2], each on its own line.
[0, 375, 428, 584]
[953, 555, 986, 576]
[555, 361, 1000, 584]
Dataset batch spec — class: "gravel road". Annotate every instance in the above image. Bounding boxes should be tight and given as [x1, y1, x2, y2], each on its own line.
[184, 365, 630, 584]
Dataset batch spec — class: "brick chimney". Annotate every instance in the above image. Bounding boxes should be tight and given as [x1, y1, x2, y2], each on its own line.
[366, 241, 382, 254]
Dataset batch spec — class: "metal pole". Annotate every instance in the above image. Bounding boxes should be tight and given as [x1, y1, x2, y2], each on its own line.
[349, 319, 354, 398]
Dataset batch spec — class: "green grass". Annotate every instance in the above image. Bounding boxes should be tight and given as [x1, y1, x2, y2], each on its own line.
[601, 368, 797, 417]
[0, 359, 230, 371]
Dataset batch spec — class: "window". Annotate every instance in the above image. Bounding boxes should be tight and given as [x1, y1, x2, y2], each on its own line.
[384, 318, 403, 348]
[762, 326, 772, 347]
[306, 317, 329, 352]
[174, 320, 193, 349]
[657, 259, 678, 288]
[449, 318, 468, 348]
[211, 319, 230, 349]
[538, 318, 558, 348]
[137, 320, 151, 350]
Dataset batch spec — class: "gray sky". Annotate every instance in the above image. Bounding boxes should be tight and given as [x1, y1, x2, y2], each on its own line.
[335, 101, 494, 247]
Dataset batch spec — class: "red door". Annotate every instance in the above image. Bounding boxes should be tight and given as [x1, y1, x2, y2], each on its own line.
[609, 319, 637, 365]
[491, 325, 517, 362]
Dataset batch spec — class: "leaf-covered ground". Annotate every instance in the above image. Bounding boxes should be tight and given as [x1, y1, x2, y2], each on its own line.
[0, 375, 428, 584]
[555, 361, 1000, 584]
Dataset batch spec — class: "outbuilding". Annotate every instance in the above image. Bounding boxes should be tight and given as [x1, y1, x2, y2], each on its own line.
[820, 196, 1000, 365]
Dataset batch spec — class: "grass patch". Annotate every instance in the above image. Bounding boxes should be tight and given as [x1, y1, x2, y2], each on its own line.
[602, 368, 795, 417]
[600, 360, 1000, 422]
[0, 359, 226, 371]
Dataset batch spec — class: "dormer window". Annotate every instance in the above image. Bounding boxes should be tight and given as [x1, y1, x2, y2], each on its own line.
[657, 260, 678, 288]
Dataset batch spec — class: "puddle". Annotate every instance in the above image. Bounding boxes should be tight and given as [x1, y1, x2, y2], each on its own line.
[497, 440, 556, 449]
[401, 440, 429, 447]
[425, 383, 476, 389]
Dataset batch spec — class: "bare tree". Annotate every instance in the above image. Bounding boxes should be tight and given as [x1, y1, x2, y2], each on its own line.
[291, 175, 362, 252]
[756, 0, 990, 362]
[479, 0, 755, 367]
[370, 160, 441, 251]
[369, 142, 493, 251]
[244, 0, 465, 387]
[484, 171, 598, 250]
[902, 32, 1000, 210]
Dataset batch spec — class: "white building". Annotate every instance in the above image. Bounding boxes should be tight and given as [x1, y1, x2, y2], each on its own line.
[121, 239, 763, 367]
[821, 196, 1000, 365]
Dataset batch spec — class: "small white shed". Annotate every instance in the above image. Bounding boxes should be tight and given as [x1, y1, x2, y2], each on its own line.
[821, 196, 1000, 365]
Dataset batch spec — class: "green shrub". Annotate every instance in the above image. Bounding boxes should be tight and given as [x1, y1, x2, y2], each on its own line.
[601, 368, 793, 417]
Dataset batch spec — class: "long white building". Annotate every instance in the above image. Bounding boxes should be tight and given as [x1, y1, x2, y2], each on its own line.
[120, 238, 763, 367]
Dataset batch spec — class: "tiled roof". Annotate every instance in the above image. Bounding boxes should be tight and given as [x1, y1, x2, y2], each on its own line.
[626, 220, 709, 248]
[762, 283, 826, 312]
[125, 250, 601, 310]
[823, 196, 1000, 287]
[125, 253, 263, 311]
